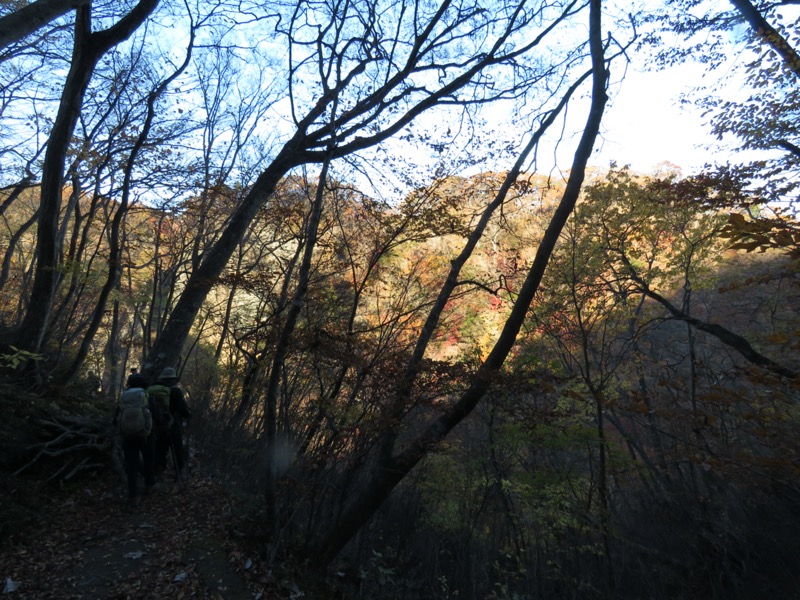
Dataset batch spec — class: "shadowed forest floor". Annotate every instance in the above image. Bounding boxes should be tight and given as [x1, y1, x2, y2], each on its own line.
[0, 465, 296, 599]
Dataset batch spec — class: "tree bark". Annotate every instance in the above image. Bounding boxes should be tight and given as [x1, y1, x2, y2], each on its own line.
[0, 0, 89, 51]
[58, 23, 193, 386]
[14, 0, 160, 356]
[728, 0, 800, 78]
[141, 0, 585, 380]
[315, 0, 609, 567]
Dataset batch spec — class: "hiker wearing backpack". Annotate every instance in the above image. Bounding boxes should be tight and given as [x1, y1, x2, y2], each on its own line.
[114, 372, 157, 505]
[147, 367, 191, 481]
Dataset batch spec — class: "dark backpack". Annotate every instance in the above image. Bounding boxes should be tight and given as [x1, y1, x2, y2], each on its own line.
[118, 388, 152, 439]
[146, 384, 172, 436]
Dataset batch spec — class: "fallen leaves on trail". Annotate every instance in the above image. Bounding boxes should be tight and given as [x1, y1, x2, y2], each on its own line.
[0, 468, 283, 599]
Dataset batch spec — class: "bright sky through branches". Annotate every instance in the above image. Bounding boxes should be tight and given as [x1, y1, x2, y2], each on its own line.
[592, 0, 798, 176]
[595, 62, 716, 172]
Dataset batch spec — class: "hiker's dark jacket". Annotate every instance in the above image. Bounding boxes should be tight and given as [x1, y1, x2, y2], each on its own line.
[170, 386, 191, 422]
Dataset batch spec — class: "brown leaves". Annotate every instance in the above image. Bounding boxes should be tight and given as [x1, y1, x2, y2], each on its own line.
[0, 472, 278, 599]
[721, 210, 800, 258]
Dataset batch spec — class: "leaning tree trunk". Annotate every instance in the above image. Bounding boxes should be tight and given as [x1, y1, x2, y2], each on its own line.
[140, 0, 593, 382]
[57, 25, 193, 386]
[315, 0, 610, 567]
[0, 0, 89, 51]
[15, 0, 161, 358]
[142, 146, 305, 380]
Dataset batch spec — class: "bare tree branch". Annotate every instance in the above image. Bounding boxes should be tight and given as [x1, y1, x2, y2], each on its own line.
[315, 0, 611, 567]
[0, 0, 88, 51]
[619, 253, 797, 379]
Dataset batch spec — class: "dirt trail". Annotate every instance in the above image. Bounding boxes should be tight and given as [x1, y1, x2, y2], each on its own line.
[0, 467, 277, 599]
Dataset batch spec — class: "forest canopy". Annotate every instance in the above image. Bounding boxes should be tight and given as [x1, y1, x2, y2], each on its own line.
[1, 0, 799, 598]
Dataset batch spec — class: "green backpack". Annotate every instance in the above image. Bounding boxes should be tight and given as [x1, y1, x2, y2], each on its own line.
[118, 388, 152, 439]
[146, 384, 172, 436]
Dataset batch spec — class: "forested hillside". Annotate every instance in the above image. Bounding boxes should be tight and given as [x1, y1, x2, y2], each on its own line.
[1, 0, 798, 598]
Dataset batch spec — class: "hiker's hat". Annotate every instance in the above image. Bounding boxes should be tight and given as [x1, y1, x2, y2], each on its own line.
[127, 373, 149, 389]
[159, 367, 178, 381]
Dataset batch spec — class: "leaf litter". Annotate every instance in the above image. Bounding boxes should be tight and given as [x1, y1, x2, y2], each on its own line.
[0, 467, 283, 598]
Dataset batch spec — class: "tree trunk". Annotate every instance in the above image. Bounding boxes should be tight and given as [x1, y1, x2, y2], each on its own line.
[0, 208, 39, 293]
[0, 179, 34, 219]
[315, 0, 609, 566]
[102, 298, 122, 401]
[15, 0, 161, 356]
[57, 24, 193, 386]
[17, 6, 95, 355]
[728, 0, 800, 78]
[142, 144, 306, 379]
[0, 0, 89, 51]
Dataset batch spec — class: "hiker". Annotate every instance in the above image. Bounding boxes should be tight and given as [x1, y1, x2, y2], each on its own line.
[114, 372, 156, 505]
[147, 367, 192, 481]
